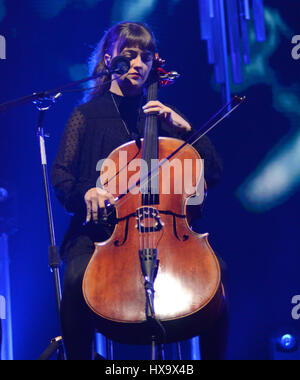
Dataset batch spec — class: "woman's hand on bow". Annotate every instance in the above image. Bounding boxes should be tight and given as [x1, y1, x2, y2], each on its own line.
[84, 187, 115, 224]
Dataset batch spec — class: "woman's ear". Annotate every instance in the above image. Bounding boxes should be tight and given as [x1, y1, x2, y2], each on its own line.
[104, 54, 111, 67]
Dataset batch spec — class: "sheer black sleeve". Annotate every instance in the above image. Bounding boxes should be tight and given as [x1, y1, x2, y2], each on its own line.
[51, 108, 94, 216]
[191, 134, 223, 188]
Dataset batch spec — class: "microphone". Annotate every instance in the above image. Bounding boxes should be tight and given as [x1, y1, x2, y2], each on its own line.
[108, 56, 131, 75]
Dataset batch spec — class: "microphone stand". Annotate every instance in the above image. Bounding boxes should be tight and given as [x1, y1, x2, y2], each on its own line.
[34, 97, 66, 361]
[139, 247, 166, 360]
[0, 69, 119, 360]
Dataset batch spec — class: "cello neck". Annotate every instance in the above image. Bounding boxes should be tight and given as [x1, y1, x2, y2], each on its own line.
[141, 80, 159, 206]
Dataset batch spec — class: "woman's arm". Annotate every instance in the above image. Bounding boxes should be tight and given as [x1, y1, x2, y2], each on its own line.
[51, 108, 94, 216]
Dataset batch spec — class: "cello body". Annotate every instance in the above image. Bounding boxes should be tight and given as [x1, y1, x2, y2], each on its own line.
[82, 137, 224, 344]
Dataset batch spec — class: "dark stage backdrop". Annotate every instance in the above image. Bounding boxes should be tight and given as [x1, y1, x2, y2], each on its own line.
[0, 0, 299, 360]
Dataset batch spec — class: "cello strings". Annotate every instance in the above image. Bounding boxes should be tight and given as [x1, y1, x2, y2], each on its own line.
[144, 82, 154, 259]
[143, 80, 159, 275]
[150, 83, 159, 258]
[138, 194, 143, 256]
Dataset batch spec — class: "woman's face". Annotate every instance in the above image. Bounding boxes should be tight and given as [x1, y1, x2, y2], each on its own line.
[109, 44, 154, 95]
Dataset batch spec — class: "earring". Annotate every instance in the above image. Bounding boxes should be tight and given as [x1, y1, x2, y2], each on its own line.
[105, 56, 111, 67]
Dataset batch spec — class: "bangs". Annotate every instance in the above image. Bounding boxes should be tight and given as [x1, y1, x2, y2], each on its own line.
[116, 24, 156, 54]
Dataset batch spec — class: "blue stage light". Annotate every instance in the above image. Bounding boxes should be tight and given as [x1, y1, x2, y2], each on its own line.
[237, 130, 300, 213]
[30, 0, 68, 19]
[112, 0, 157, 22]
[0, 0, 6, 22]
[279, 334, 296, 350]
[234, 8, 300, 213]
[0, 187, 8, 202]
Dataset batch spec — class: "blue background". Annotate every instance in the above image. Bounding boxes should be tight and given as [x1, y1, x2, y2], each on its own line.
[0, 0, 299, 360]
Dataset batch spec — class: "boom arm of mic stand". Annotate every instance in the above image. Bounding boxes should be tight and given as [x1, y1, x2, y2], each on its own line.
[0, 71, 106, 113]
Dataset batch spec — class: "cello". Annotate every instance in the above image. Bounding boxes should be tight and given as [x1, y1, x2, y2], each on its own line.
[82, 56, 225, 345]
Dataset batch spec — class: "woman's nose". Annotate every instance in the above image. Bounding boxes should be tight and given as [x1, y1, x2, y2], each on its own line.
[132, 54, 143, 68]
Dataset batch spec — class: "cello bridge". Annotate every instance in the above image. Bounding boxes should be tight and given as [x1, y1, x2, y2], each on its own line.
[136, 207, 164, 233]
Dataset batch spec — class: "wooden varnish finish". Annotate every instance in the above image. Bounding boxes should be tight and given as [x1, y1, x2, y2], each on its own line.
[83, 138, 224, 344]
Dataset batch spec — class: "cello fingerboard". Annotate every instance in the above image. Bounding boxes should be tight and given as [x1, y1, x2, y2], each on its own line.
[141, 79, 160, 206]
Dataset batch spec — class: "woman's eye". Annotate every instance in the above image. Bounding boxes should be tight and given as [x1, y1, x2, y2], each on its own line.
[121, 51, 153, 64]
[122, 52, 136, 60]
[142, 55, 153, 63]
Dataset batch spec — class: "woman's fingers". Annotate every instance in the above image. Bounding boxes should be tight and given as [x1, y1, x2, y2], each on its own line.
[86, 200, 92, 224]
[98, 196, 106, 209]
[143, 100, 163, 108]
[143, 100, 191, 133]
[84, 187, 115, 224]
[107, 193, 116, 206]
[143, 101, 172, 121]
[144, 106, 168, 114]
[143, 101, 169, 113]
[92, 197, 99, 223]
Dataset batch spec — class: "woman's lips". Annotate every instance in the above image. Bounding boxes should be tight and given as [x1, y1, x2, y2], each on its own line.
[129, 73, 142, 79]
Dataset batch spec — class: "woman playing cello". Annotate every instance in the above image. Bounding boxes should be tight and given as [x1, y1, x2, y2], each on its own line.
[51, 21, 227, 360]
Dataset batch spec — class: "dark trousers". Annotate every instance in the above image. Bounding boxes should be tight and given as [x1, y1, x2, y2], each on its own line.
[60, 254, 229, 360]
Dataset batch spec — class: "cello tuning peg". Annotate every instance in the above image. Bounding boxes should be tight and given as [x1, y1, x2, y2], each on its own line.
[168, 71, 180, 80]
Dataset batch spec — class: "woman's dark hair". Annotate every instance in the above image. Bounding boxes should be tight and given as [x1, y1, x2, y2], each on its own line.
[83, 21, 157, 102]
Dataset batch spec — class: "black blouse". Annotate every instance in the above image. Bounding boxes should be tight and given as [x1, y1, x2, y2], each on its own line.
[51, 91, 222, 261]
